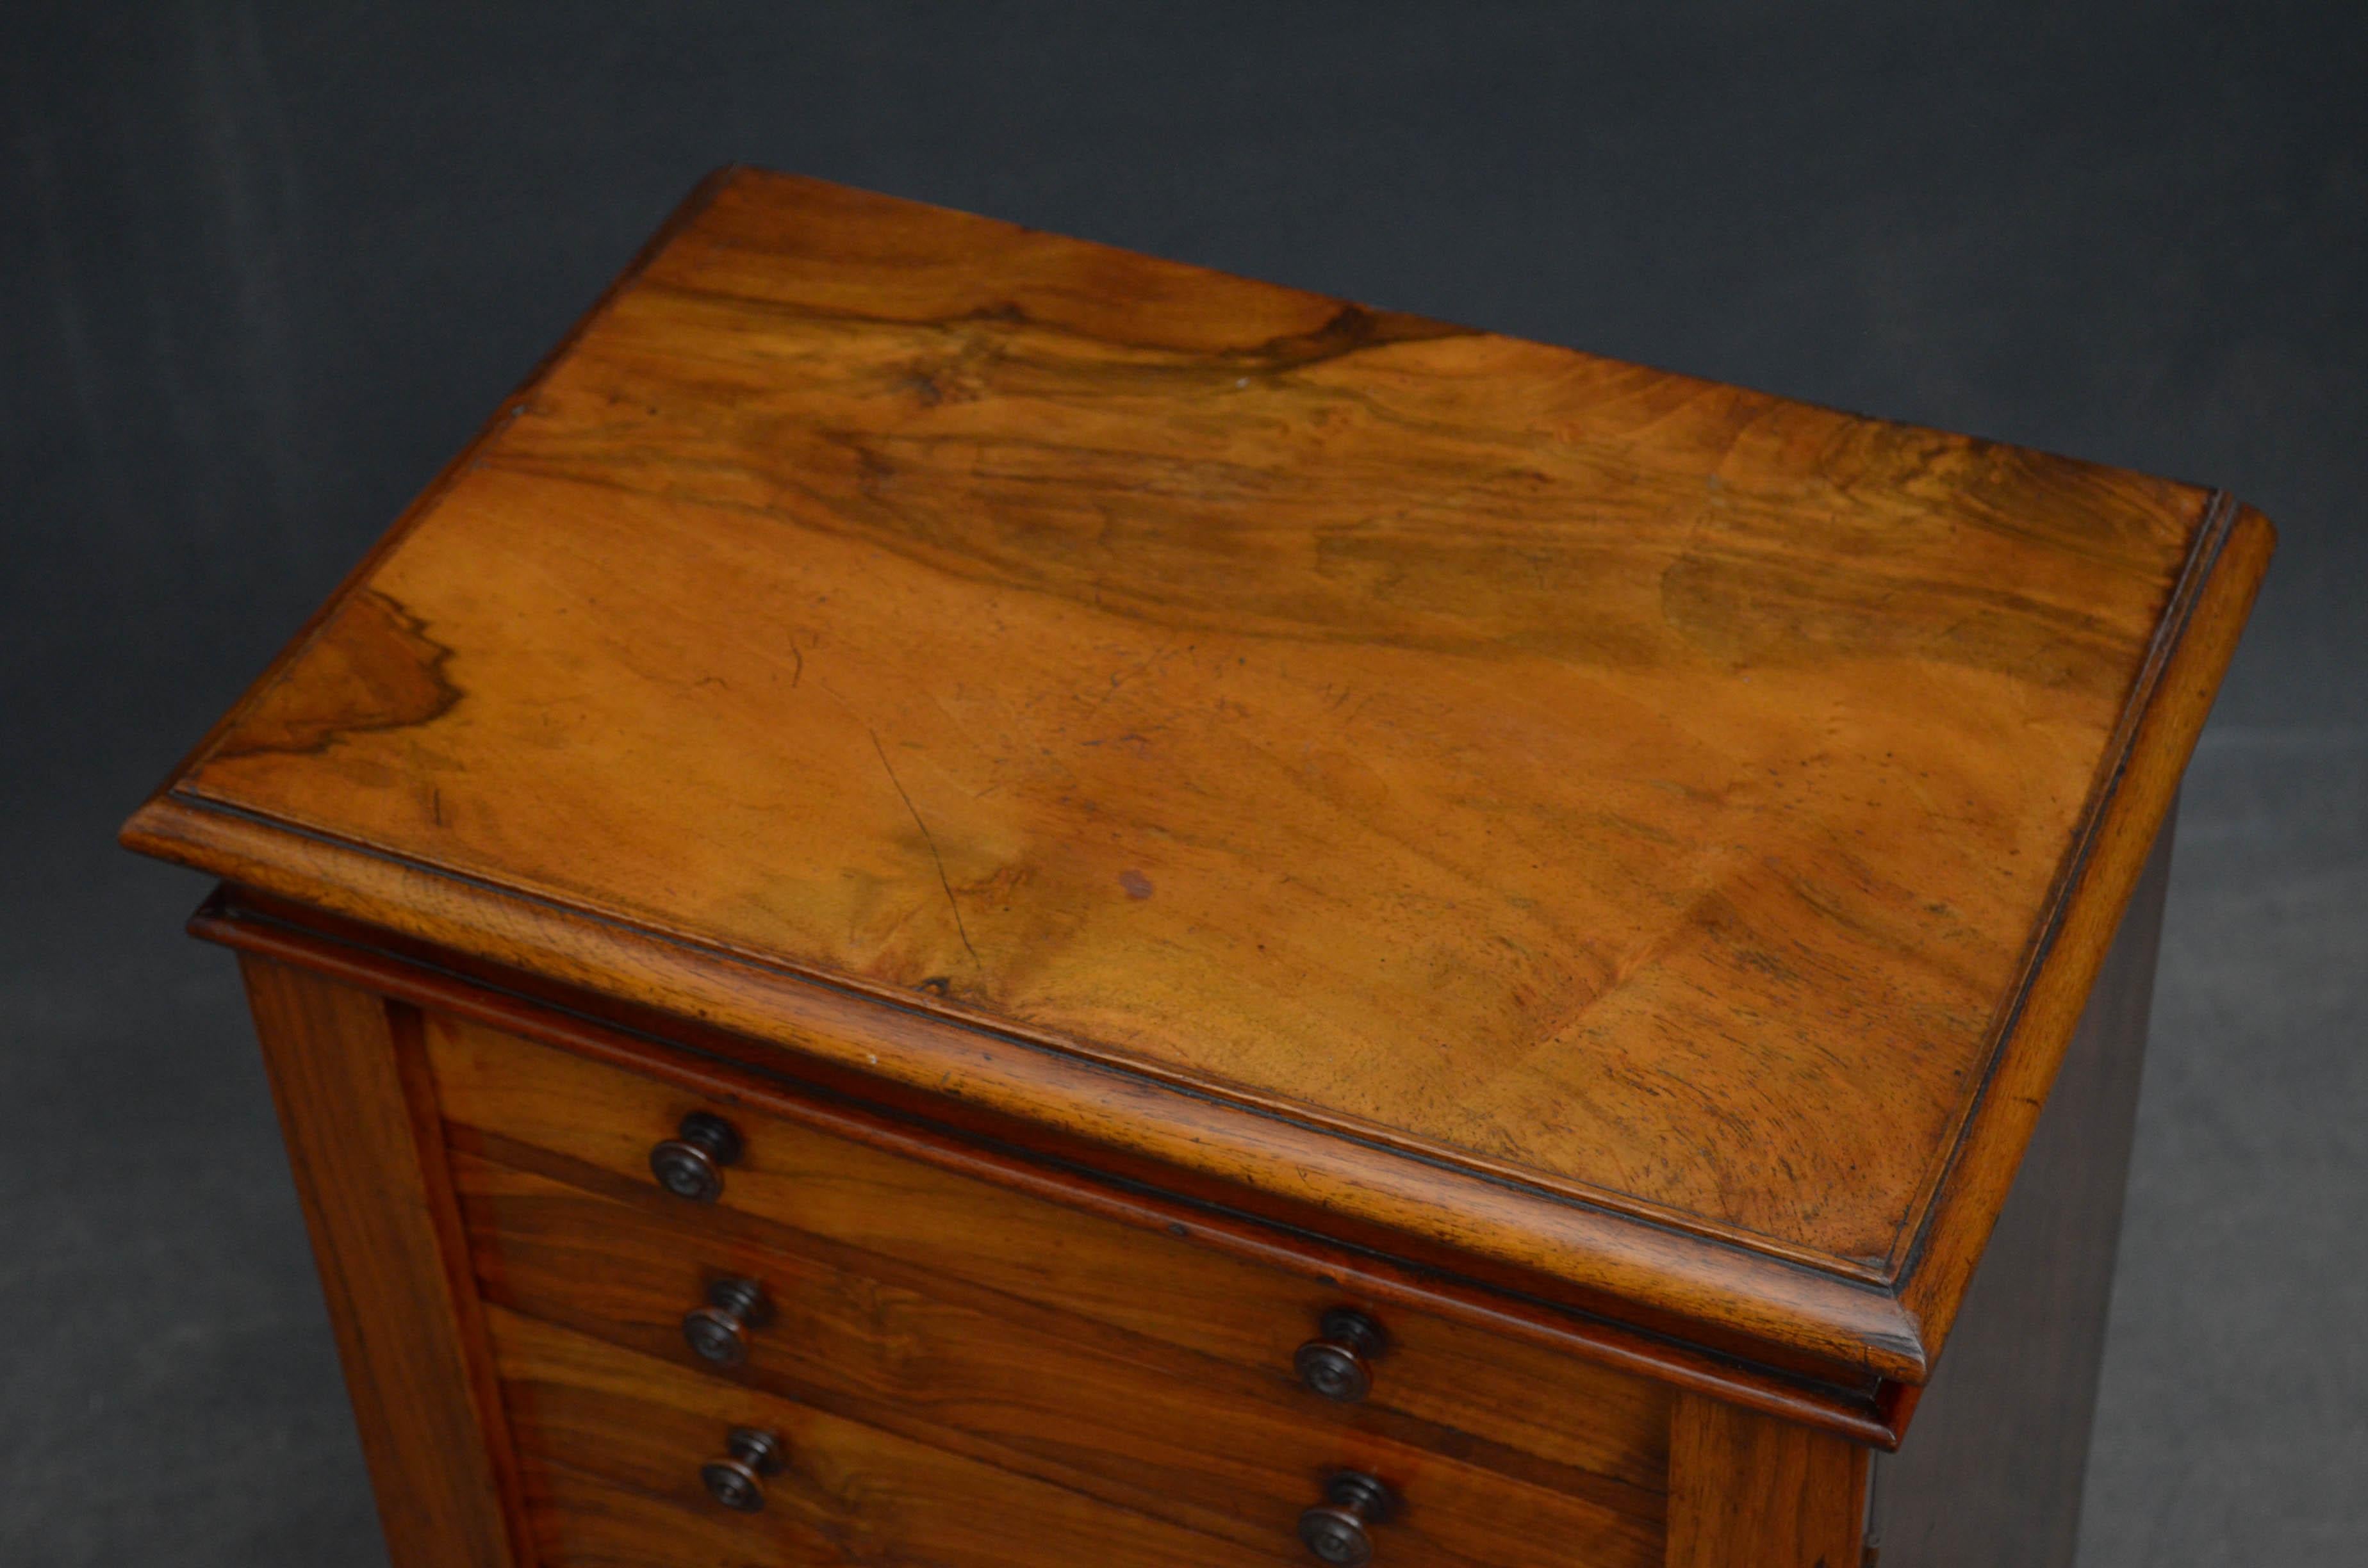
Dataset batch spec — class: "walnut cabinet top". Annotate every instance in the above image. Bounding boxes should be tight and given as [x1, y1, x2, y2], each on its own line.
[124, 167, 2270, 1398]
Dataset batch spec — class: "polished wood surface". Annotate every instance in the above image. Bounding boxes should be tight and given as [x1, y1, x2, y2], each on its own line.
[1665, 1393, 1868, 1568]
[1869, 821, 2171, 1565]
[491, 1305, 1272, 1568]
[122, 169, 2271, 1385]
[427, 1009, 1672, 1498]
[236, 959, 523, 1568]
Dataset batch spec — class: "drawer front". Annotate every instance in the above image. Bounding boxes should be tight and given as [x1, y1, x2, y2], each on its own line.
[492, 1305, 1266, 1568]
[457, 1149, 1662, 1568]
[425, 1011, 1672, 1498]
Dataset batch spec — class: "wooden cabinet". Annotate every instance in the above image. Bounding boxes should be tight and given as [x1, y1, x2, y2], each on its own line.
[122, 169, 2270, 1567]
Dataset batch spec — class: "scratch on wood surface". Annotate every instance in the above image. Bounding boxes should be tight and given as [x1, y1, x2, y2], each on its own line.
[867, 727, 982, 974]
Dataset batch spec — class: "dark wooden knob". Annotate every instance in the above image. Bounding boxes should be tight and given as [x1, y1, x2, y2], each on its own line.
[1294, 1307, 1388, 1402]
[650, 1111, 743, 1202]
[1297, 1471, 1395, 1565]
[700, 1426, 785, 1513]
[682, 1277, 773, 1366]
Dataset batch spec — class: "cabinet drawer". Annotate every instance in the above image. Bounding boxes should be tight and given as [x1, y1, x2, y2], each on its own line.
[425, 1011, 1672, 1499]
[492, 1305, 1265, 1568]
[458, 1150, 1662, 1568]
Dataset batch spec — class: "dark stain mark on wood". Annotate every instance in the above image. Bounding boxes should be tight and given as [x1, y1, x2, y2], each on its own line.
[215, 590, 461, 760]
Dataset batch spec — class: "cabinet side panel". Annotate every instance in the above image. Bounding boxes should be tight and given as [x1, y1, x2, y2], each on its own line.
[1665, 1392, 1869, 1568]
[1869, 815, 2175, 1567]
[238, 954, 525, 1568]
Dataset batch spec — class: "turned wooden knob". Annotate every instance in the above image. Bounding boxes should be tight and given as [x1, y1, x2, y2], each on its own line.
[700, 1426, 785, 1512]
[650, 1111, 743, 1202]
[1294, 1307, 1388, 1402]
[682, 1277, 773, 1366]
[1297, 1471, 1395, 1565]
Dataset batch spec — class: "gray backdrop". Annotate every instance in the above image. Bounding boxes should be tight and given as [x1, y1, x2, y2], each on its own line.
[5, 3, 2362, 1563]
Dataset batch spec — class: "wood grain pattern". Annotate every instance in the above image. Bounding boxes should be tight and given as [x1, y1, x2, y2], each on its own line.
[1868, 818, 2172, 1565]
[452, 1146, 1665, 1556]
[235, 958, 525, 1568]
[122, 168, 2273, 1385]
[490, 1305, 1275, 1568]
[1665, 1394, 1868, 1568]
[428, 1009, 1671, 1496]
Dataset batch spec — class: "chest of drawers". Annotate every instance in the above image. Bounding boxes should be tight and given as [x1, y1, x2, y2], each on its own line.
[122, 168, 2269, 1568]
